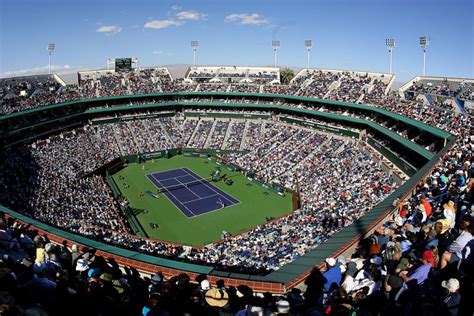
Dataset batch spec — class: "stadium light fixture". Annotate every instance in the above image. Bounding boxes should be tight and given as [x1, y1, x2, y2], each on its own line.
[191, 41, 199, 66]
[385, 38, 395, 74]
[107, 58, 114, 70]
[47, 43, 55, 75]
[305, 40, 313, 70]
[272, 40, 280, 67]
[419, 36, 429, 76]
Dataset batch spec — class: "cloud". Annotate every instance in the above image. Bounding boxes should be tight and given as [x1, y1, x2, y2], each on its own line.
[171, 5, 182, 11]
[152, 50, 163, 55]
[176, 10, 207, 21]
[96, 25, 122, 34]
[144, 19, 184, 29]
[0, 64, 88, 78]
[224, 13, 271, 25]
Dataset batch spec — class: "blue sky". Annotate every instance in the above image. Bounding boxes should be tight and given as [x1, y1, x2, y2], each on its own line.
[1, 0, 473, 82]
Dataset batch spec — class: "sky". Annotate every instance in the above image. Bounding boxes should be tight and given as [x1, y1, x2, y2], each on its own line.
[1, 0, 473, 82]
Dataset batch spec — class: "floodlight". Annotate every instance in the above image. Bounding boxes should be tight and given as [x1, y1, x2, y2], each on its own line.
[47, 43, 55, 74]
[191, 41, 199, 66]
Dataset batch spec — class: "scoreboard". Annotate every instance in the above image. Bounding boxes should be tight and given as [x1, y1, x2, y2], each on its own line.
[115, 58, 132, 72]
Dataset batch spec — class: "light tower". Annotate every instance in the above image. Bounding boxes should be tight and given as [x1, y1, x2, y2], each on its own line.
[47, 43, 55, 74]
[419, 36, 428, 76]
[385, 38, 395, 74]
[305, 40, 313, 70]
[272, 40, 280, 67]
[191, 41, 198, 66]
[107, 58, 114, 70]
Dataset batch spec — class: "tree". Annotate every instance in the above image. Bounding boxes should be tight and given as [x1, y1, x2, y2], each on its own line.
[280, 68, 295, 84]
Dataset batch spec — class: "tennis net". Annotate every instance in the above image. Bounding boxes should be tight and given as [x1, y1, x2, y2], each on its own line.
[158, 177, 213, 194]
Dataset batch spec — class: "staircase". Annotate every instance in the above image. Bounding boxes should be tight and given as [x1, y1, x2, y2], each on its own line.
[239, 120, 250, 151]
[112, 124, 125, 156]
[204, 120, 218, 148]
[186, 119, 200, 147]
[157, 119, 176, 147]
[323, 80, 340, 99]
[334, 141, 347, 154]
[453, 98, 466, 113]
[221, 120, 234, 149]
[295, 78, 313, 95]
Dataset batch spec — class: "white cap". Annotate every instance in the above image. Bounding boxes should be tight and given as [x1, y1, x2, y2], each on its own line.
[325, 257, 336, 267]
[200, 279, 210, 291]
[75, 259, 89, 272]
[441, 278, 460, 293]
[277, 300, 290, 313]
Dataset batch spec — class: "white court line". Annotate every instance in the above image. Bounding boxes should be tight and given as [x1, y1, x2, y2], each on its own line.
[175, 176, 201, 199]
[149, 173, 196, 217]
[145, 167, 188, 179]
[182, 168, 238, 206]
[182, 193, 220, 204]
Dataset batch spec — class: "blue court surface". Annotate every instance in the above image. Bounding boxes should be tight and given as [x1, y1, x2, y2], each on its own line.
[146, 168, 240, 217]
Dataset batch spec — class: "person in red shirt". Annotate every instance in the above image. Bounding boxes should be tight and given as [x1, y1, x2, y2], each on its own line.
[420, 194, 432, 218]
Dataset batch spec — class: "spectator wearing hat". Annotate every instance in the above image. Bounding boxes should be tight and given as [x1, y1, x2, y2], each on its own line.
[276, 299, 290, 315]
[416, 204, 428, 225]
[434, 219, 452, 254]
[205, 288, 229, 309]
[200, 279, 210, 292]
[149, 273, 163, 295]
[438, 278, 461, 316]
[440, 215, 473, 269]
[443, 201, 457, 229]
[430, 179, 442, 197]
[322, 257, 342, 292]
[75, 258, 89, 273]
[35, 241, 46, 264]
[349, 256, 383, 295]
[341, 261, 359, 293]
[399, 250, 434, 287]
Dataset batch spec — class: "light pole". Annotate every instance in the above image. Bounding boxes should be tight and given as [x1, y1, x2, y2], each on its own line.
[419, 36, 428, 76]
[107, 58, 114, 70]
[191, 41, 198, 66]
[305, 40, 313, 70]
[272, 40, 280, 67]
[385, 38, 395, 74]
[47, 43, 55, 74]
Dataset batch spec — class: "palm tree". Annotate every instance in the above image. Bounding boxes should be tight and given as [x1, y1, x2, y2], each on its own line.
[280, 68, 295, 84]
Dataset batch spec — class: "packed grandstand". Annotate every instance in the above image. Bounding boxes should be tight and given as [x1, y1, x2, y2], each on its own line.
[0, 65, 472, 315]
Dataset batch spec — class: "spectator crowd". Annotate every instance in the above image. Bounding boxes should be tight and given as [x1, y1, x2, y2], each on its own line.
[0, 68, 472, 315]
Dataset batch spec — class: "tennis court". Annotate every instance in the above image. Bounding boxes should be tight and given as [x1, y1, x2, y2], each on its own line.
[146, 167, 240, 217]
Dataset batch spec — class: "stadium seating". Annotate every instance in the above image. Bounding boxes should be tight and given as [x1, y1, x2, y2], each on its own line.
[0, 66, 472, 316]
